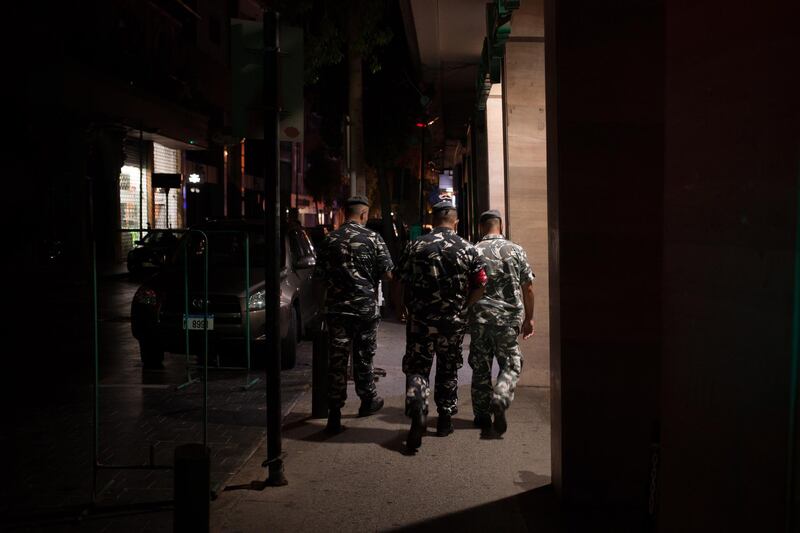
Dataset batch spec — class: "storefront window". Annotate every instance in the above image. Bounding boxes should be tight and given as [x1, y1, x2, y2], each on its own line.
[153, 142, 182, 229]
[119, 164, 147, 255]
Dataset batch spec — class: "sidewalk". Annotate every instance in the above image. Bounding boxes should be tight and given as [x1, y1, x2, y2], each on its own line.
[2, 275, 313, 532]
[212, 320, 552, 532]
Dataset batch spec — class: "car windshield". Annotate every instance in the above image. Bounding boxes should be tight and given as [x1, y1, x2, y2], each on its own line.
[143, 231, 177, 246]
[171, 228, 284, 269]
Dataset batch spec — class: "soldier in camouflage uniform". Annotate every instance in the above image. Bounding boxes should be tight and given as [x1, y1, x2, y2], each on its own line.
[469, 210, 535, 437]
[396, 201, 487, 451]
[314, 196, 394, 433]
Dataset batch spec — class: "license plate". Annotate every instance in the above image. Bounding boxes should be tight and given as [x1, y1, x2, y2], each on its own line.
[183, 315, 214, 330]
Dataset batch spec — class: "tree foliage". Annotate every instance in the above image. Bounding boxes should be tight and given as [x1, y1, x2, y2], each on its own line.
[275, 0, 412, 208]
[275, 0, 394, 84]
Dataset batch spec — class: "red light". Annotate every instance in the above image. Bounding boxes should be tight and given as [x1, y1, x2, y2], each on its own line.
[415, 122, 426, 128]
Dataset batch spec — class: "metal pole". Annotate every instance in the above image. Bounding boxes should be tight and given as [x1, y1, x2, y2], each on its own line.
[177, 235, 198, 390]
[202, 232, 209, 449]
[787, 162, 800, 531]
[88, 174, 99, 504]
[175, 229, 210, 433]
[224, 148, 229, 218]
[184, 239, 190, 373]
[139, 125, 144, 241]
[263, 8, 286, 486]
[243, 232, 259, 390]
[245, 232, 251, 370]
[419, 125, 425, 225]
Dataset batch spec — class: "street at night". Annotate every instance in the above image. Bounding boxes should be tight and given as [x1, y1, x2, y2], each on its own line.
[5, 0, 800, 531]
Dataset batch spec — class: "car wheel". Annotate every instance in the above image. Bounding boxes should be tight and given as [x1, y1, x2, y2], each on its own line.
[281, 310, 297, 370]
[140, 341, 164, 369]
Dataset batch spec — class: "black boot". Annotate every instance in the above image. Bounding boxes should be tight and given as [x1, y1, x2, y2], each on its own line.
[491, 398, 508, 435]
[325, 408, 343, 434]
[475, 414, 493, 438]
[358, 396, 384, 417]
[406, 404, 427, 452]
[436, 413, 454, 437]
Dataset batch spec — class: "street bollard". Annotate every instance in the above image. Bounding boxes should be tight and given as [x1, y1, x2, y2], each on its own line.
[311, 323, 329, 419]
[174, 443, 210, 532]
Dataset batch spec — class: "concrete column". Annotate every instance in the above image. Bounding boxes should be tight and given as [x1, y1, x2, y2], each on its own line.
[529, 0, 798, 527]
[486, 84, 506, 223]
[504, 0, 549, 387]
[659, 1, 800, 530]
[544, 0, 664, 523]
[473, 110, 491, 218]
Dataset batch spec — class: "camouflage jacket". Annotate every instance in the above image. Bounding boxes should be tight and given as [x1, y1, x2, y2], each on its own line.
[470, 234, 534, 328]
[315, 221, 394, 319]
[397, 227, 486, 328]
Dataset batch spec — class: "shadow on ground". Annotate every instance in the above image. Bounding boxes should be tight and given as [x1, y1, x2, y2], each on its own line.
[394, 484, 560, 532]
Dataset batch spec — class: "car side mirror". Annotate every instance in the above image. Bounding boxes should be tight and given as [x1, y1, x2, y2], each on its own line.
[293, 255, 316, 270]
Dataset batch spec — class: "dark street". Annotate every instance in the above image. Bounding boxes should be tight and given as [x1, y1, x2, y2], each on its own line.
[5, 0, 800, 531]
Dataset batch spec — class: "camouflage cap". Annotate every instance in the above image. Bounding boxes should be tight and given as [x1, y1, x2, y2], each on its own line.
[345, 195, 370, 207]
[479, 209, 502, 224]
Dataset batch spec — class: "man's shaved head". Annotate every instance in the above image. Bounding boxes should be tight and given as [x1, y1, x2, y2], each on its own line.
[345, 203, 369, 218]
[480, 217, 502, 235]
[432, 208, 458, 227]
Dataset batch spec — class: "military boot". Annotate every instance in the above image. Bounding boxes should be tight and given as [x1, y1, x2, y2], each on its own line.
[436, 413, 454, 437]
[358, 396, 384, 417]
[325, 408, 343, 434]
[475, 414, 493, 437]
[406, 402, 427, 452]
[491, 398, 508, 435]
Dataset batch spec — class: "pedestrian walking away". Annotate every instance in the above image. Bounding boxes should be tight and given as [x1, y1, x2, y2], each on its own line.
[396, 201, 487, 452]
[469, 209, 535, 438]
[314, 196, 395, 433]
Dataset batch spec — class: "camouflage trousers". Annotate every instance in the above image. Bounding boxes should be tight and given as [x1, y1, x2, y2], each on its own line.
[468, 323, 523, 416]
[327, 315, 379, 409]
[402, 320, 466, 417]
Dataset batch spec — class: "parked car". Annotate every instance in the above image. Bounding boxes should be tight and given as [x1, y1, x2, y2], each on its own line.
[127, 230, 180, 275]
[131, 219, 319, 369]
